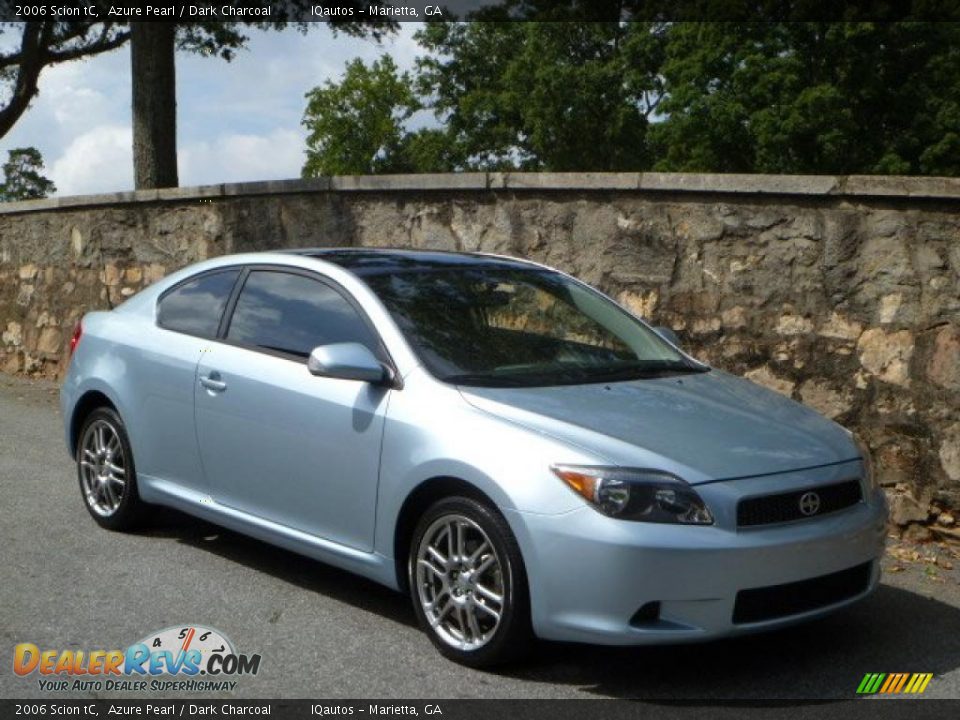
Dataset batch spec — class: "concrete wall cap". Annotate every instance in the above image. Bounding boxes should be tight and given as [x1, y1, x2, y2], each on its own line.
[3, 172, 960, 215]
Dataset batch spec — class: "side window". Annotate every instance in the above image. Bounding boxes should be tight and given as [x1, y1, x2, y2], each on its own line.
[157, 269, 240, 338]
[226, 271, 380, 359]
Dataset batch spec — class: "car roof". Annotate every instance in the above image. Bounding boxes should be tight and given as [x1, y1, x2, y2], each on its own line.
[285, 247, 543, 276]
[117, 248, 554, 319]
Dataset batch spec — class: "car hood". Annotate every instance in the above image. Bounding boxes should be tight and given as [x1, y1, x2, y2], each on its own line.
[458, 369, 858, 484]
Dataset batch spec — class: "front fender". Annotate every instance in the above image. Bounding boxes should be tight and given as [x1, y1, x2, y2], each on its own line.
[372, 369, 605, 579]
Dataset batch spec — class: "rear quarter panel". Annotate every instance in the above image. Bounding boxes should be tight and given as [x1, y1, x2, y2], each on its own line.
[60, 307, 209, 492]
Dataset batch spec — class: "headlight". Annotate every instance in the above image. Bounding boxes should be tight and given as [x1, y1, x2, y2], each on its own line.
[853, 434, 878, 491]
[550, 465, 714, 525]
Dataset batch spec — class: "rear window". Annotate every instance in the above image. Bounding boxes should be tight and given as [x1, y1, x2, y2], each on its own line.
[157, 269, 240, 338]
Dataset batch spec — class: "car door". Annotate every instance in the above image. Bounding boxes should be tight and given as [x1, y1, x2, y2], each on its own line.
[194, 267, 392, 552]
[135, 267, 242, 492]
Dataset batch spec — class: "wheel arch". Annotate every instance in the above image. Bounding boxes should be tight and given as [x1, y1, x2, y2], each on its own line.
[393, 476, 505, 595]
[68, 390, 118, 459]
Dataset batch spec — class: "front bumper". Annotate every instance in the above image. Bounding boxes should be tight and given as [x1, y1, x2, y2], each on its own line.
[507, 464, 888, 645]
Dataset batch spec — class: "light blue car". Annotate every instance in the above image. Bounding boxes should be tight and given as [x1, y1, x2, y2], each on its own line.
[61, 248, 887, 666]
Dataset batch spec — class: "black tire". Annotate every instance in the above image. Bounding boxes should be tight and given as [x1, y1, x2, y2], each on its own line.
[408, 495, 532, 667]
[76, 407, 145, 531]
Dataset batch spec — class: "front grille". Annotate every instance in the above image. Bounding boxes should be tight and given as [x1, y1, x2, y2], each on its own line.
[732, 562, 872, 624]
[737, 479, 862, 527]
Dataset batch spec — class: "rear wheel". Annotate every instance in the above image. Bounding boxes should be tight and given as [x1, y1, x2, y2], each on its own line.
[409, 496, 531, 667]
[77, 407, 145, 531]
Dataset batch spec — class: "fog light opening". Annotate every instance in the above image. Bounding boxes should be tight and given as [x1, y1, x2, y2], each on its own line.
[629, 601, 662, 627]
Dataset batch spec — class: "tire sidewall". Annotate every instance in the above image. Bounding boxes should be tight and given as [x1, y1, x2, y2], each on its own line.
[408, 496, 530, 667]
[77, 407, 142, 531]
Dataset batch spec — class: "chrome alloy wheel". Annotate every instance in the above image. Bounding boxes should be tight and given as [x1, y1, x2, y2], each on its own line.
[415, 514, 506, 651]
[79, 419, 126, 516]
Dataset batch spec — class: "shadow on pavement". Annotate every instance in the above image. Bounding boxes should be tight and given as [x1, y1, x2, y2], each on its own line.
[139, 508, 960, 700]
[137, 507, 416, 630]
[506, 587, 960, 699]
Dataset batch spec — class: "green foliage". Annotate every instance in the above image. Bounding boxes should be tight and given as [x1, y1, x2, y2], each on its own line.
[650, 22, 960, 175]
[302, 21, 666, 174]
[302, 56, 421, 176]
[397, 128, 465, 173]
[0, 146, 55, 201]
[303, 19, 960, 177]
[415, 21, 666, 171]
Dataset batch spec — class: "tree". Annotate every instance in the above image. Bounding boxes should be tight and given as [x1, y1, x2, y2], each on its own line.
[651, 22, 960, 175]
[414, 21, 666, 171]
[126, 7, 396, 189]
[0, 146, 55, 201]
[302, 21, 668, 175]
[1, 5, 397, 190]
[0, 21, 129, 139]
[125, 17, 283, 188]
[302, 56, 420, 176]
[303, 13, 960, 177]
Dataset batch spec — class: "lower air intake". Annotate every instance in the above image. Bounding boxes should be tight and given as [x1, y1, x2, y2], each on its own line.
[732, 562, 872, 624]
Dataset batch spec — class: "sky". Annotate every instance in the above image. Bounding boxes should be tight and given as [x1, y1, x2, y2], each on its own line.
[0, 23, 424, 197]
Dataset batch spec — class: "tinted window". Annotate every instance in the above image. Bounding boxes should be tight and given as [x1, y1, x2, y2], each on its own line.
[363, 266, 703, 387]
[157, 269, 239, 337]
[226, 271, 378, 359]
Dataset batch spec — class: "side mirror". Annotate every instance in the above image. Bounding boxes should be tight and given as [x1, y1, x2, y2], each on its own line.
[654, 326, 680, 347]
[307, 343, 389, 384]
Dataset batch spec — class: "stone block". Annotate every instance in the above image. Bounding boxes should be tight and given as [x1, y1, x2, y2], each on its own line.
[744, 366, 795, 397]
[857, 328, 914, 387]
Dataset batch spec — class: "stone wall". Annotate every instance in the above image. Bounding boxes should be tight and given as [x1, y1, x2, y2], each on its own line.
[1, 172, 957, 532]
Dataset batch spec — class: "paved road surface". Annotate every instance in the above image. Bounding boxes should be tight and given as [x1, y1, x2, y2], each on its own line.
[1, 373, 958, 700]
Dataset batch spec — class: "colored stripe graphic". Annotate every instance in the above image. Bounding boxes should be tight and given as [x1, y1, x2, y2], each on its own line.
[857, 672, 932, 694]
[856, 674, 874, 694]
[909, 673, 933, 694]
[879, 674, 897, 693]
[857, 673, 883, 693]
[892, 673, 909, 693]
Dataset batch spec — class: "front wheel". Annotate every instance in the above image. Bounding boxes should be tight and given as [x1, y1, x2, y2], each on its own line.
[76, 407, 145, 531]
[409, 496, 531, 667]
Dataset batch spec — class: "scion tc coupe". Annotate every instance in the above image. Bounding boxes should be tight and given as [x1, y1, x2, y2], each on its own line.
[61, 248, 887, 666]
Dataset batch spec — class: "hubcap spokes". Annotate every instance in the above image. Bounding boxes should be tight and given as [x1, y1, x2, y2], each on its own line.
[79, 420, 126, 517]
[416, 514, 505, 651]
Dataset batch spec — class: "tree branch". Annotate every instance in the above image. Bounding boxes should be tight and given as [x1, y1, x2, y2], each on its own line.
[0, 22, 51, 140]
[0, 22, 131, 140]
[0, 23, 87, 68]
[46, 30, 131, 65]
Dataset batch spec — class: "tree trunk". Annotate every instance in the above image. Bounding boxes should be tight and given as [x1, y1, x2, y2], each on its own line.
[131, 23, 178, 189]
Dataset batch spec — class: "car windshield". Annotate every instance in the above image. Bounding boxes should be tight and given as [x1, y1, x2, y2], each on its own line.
[361, 264, 708, 387]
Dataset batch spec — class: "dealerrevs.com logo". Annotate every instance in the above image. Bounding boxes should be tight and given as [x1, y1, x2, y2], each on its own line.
[14, 625, 262, 693]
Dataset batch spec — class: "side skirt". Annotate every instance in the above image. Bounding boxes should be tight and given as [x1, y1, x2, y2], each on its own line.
[138, 475, 401, 590]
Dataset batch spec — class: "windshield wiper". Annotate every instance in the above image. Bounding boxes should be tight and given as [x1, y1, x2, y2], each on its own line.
[576, 360, 708, 382]
[445, 361, 707, 388]
[443, 373, 536, 387]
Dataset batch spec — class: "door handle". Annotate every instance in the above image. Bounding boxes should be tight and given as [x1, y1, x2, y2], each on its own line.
[199, 372, 227, 392]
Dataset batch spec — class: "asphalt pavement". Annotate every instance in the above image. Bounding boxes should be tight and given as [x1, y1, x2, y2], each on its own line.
[1, 372, 959, 700]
